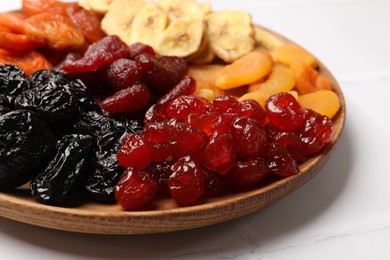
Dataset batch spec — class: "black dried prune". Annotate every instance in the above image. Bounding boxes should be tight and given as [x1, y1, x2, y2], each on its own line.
[66, 79, 102, 113]
[0, 110, 55, 189]
[0, 95, 13, 115]
[30, 134, 94, 205]
[29, 70, 72, 88]
[14, 81, 77, 123]
[84, 132, 125, 202]
[0, 64, 31, 96]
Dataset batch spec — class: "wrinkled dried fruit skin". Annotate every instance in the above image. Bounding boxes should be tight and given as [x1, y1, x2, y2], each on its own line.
[231, 158, 269, 189]
[14, 81, 77, 123]
[265, 142, 299, 177]
[0, 110, 54, 189]
[29, 69, 72, 88]
[30, 134, 94, 205]
[135, 53, 188, 94]
[115, 168, 157, 210]
[61, 35, 129, 74]
[0, 64, 30, 96]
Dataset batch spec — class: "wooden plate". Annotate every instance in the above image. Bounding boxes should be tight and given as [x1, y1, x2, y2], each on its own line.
[0, 25, 346, 235]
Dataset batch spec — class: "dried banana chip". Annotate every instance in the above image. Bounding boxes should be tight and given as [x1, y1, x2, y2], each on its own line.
[101, 0, 147, 44]
[156, 18, 204, 57]
[207, 10, 255, 63]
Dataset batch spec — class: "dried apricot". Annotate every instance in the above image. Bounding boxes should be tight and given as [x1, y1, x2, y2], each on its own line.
[22, 0, 71, 16]
[24, 13, 85, 50]
[248, 64, 295, 94]
[188, 64, 225, 99]
[0, 31, 45, 51]
[298, 90, 340, 119]
[67, 5, 106, 43]
[215, 51, 273, 90]
[0, 48, 52, 76]
[291, 62, 332, 94]
[273, 44, 318, 68]
[0, 12, 28, 34]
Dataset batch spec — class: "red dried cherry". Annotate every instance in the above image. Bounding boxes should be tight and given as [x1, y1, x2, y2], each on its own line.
[117, 134, 152, 170]
[265, 92, 304, 131]
[231, 158, 268, 189]
[231, 116, 267, 159]
[212, 96, 240, 115]
[203, 168, 228, 197]
[167, 156, 205, 206]
[265, 143, 299, 177]
[239, 99, 266, 126]
[146, 161, 172, 195]
[166, 95, 206, 120]
[115, 168, 157, 210]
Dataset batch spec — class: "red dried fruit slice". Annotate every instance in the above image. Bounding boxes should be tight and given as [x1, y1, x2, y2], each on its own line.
[115, 168, 157, 210]
[61, 35, 129, 74]
[101, 83, 151, 113]
[128, 42, 156, 59]
[158, 75, 196, 106]
[99, 58, 141, 91]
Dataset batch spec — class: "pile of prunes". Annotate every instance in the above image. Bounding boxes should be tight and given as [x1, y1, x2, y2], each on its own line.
[0, 64, 142, 205]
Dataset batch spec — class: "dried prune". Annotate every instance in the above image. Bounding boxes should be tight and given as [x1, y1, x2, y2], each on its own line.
[29, 69, 72, 88]
[0, 64, 30, 96]
[0, 110, 54, 189]
[30, 134, 94, 205]
[84, 131, 125, 202]
[66, 79, 102, 113]
[14, 81, 77, 123]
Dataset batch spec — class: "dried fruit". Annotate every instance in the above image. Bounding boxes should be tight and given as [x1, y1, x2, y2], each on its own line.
[0, 64, 30, 96]
[298, 90, 340, 119]
[115, 168, 157, 210]
[231, 158, 268, 189]
[22, 0, 70, 16]
[265, 142, 299, 177]
[167, 156, 205, 206]
[0, 110, 54, 189]
[24, 13, 85, 50]
[117, 134, 152, 170]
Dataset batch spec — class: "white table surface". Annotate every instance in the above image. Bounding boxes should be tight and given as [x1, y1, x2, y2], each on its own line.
[1, 0, 390, 259]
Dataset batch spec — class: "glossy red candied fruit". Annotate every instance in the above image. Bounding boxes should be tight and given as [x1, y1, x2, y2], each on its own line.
[61, 35, 129, 74]
[265, 92, 305, 131]
[296, 109, 334, 155]
[146, 161, 172, 195]
[143, 122, 172, 162]
[212, 96, 240, 115]
[265, 122, 304, 162]
[265, 142, 299, 177]
[231, 116, 267, 159]
[167, 156, 205, 206]
[239, 99, 267, 126]
[166, 95, 206, 120]
[99, 58, 141, 91]
[190, 112, 223, 137]
[128, 42, 156, 59]
[157, 75, 197, 107]
[135, 53, 188, 94]
[101, 83, 150, 113]
[115, 168, 157, 210]
[117, 134, 152, 170]
[231, 158, 269, 189]
[169, 122, 207, 161]
[203, 167, 228, 197]
[203, 132, 236, 175]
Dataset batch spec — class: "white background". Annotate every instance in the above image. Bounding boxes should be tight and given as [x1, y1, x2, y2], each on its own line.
[1, 0, 390, 259]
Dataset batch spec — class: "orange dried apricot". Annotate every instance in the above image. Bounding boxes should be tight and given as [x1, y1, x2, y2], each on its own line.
[0, 12, 28, 34]
[24, 13, 85, 50]
[22, 0, 71, 16]
[0, 48, 52, 76]
[298, 90, 340, 119]
[215, 51, 273, 90]
[291, 62, 332, 94]
[67, 5, 106, 43]
[188, 64, 225, 99]
[248, 64, 295, 94]
[273, 44, 318, 68]
[238, 90, 269, 109]
[0, 31, 45, 51]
